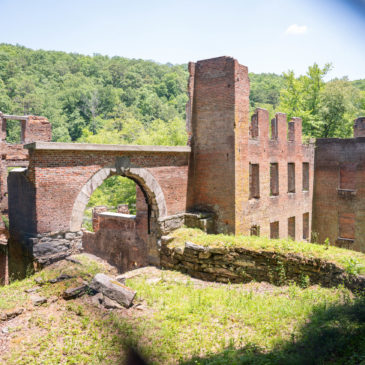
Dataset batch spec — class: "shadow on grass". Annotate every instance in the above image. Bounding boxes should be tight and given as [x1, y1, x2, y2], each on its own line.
[117, 296, 365, 365]
[181, 296, 365, 365]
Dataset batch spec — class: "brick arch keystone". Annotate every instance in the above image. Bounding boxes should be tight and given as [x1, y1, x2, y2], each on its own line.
[70, 166, 167, 231]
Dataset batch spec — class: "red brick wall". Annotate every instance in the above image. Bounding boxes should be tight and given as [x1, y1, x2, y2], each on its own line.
[25, 150, 188, 233]
[187, 56, 244, 233]
[83, 185, 149, 272]
[0, 115, 51, 213]
[313, 137, 365, 251]
[187, 56, 314, 239]
[238, 109, 314, 240]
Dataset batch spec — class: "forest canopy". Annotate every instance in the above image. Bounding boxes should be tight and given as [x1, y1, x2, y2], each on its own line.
[0, 43, 364, 145]
[1, 43, 364, 210]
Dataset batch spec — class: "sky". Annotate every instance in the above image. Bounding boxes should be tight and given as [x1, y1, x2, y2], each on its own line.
[0, 0, 364, 80]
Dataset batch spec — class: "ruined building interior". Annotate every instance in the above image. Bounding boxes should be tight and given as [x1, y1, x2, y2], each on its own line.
[0, 56, 364, 284]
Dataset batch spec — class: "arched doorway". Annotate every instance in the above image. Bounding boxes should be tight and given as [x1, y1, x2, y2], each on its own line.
[70, 166, 167, 270]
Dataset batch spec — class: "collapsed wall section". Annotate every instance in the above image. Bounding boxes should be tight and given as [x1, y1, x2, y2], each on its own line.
[83, 185, 149, 272]
[313, 119, 365, 251]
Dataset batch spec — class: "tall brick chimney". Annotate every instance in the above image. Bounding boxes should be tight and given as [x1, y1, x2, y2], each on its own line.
[186, 56, 250, 233]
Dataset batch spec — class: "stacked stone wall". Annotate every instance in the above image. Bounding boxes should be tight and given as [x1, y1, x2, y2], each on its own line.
[161, 240, 365, 292]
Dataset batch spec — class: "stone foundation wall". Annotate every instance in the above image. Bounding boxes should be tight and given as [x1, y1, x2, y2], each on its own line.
[161, 240, 365, 292]
[31, 231, 83, 268]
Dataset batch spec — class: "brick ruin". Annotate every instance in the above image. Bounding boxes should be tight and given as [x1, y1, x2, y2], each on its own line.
[1, 56, 365, 282]
[0, 112, 52, 283]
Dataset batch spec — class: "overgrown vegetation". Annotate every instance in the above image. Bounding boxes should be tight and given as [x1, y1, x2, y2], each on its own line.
[87, 175, 137, 214]
[169, 228, 365, 275]
[1, 254, 364, 364]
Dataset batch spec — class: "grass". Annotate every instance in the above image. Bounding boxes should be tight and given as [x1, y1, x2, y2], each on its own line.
[169, 228, 365, 275]
[1, 254, 365, 364]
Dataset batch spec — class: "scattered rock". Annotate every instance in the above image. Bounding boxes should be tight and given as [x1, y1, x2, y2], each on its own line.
[31, 295, 47, 306]
[34, 277, 45, 285]
[0, 308, 24, 321]
[49, 274, 74, 283]
[25, 286, 41, 293]
[103, 296, 123, 310]
[90, 273, 136, 308]
[185, 241, 206, 252]
[91, 293, 104, 306]
[62, 285, 87, 300]
[65, 257, 81, 265]
[134, 303, 147, 311]
[2, 327, 9, 334]
[65, 232, 76, 240]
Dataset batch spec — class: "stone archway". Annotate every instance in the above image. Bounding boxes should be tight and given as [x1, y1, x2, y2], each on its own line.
[70, 166, 168, 266]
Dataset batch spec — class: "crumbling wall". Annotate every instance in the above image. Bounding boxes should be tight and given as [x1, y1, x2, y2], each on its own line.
[83, 185, 149, 272]
[161, 240, 365, 292]
[186, 57, 314, 240]
[313, 117, 365, 252]
[239, 110, 314, 240]
[0, 113, 51, 213]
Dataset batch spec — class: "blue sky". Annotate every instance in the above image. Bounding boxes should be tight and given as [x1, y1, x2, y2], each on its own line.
[1, 0, 364, 79]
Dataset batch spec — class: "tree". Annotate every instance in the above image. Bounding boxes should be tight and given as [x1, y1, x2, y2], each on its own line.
[279, 63, 332, 137]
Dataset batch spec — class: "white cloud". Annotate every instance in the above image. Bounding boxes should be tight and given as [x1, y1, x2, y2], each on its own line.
[285, 24, 308, 35]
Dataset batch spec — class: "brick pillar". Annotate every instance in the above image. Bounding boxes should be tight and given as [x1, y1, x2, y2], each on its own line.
[187, 56, 250, 233]
[354, 117, 365, 137]
[92, 206, 108, 232]
[22, 116, 52, 143]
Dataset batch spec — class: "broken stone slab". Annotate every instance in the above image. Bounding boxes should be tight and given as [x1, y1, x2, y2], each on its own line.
[31, 295, 47, 306]
[48, 274, 74, 283]
[25, 286, 41, 293]
[62, 285, 88, 300]
[0, 308, 24, 321]
[91, 292, 104, 306]
[103, 296, 123, 310]
[89, 273, 136, 308]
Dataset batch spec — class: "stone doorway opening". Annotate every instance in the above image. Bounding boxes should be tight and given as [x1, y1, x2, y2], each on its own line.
[71, 167, 167, 273]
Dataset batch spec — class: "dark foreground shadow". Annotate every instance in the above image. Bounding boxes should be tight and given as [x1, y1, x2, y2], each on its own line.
[181, 296, 365, 365]
[119, 296, 365, 365]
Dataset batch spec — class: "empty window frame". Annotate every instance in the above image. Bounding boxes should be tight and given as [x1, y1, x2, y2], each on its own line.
[250, 225, 260, 237]
[249, 163, 260, 199]
[288, 163, 295, 193]
[339, 212, 355, 239]
[303, 213, 309, 240]
[271, 118, 278, 140]
[302, 163, 309, 191]
[250, 113, 259, 139]
[288, 216, 296, 240]
[270, 221, 279, 239]
[288, 121, 295, 141]
[270, 163, 279, 196]
[339, 163, 357, 190]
